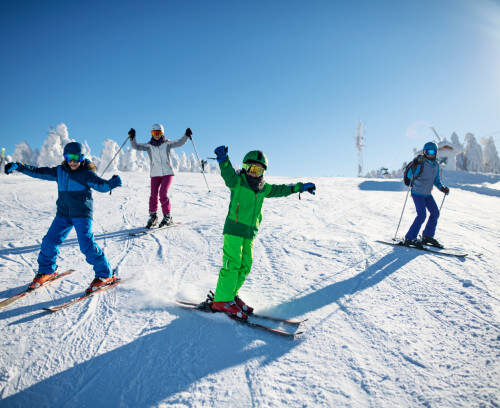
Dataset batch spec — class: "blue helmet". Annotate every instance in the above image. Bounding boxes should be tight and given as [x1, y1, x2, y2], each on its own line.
[423, 142, 438, 160]
[63, 142, 85, 162]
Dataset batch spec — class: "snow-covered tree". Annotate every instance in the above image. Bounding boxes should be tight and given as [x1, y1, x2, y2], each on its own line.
[119, 147, 139, 172]
[12, 141, 39, 165]
[189, 152, 200, 173]
[450, 132, 463, 152]
[99, 139, 121, 174]
[179, 151, 191, 172]
[38, 124, 73, 167]
[170, 150, 180, 172]
[463, 133, 483, 172]
[481, 137, 500, 173]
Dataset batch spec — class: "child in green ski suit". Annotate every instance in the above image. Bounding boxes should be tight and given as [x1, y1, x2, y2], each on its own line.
[211, 145, 316, 319]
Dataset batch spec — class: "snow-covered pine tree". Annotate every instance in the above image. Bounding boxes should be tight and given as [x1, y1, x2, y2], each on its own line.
[12, 141, 39, 165]
[481, 137, 500, 174]
[463, 133, 483, 172]
[38, 124, 73, 167]
[99, 139, 121, 174]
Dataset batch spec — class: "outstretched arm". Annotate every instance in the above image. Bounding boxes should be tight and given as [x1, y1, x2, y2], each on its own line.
[8, 163, 58, 181]
[86, 172, 122, 193]
[214, 146, 239, 188]
[266, 182, 316, 198]
[167, 131, 190, 149]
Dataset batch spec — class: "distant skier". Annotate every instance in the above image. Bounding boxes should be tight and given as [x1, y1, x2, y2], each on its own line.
[403, 141, 450, 248]
[128, 124, 191, 228]
[4, 142, 122, 293]
[0, 147, 5, 171]
[210, 146, 316, 319]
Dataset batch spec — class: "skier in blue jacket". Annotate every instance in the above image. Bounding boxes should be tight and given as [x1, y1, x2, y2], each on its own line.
[4, 142, 122, 293]
[404, 141, 450, 248]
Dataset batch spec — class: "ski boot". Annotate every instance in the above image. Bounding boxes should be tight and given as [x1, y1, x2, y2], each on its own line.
[28, 273, 58, 290]
[234, 295, 254, 315]
[146, 212, 158, 229]
[86, 275, 118, 294]
[403, 238, 423, 249]
[158, 213, 173, 228]
[421, 235, 444, 248]
[211, 300, 248, 319]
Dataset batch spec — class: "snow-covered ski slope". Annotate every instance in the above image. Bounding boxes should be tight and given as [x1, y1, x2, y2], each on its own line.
[0, 170, 499, 408]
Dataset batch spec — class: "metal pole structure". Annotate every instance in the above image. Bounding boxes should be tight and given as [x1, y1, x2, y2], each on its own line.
[100, 136, 129, 178]
[190, 138, 211, 192]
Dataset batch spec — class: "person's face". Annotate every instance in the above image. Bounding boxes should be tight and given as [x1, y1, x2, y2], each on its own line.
[151, 130, 163, 140]
[68, 160, 81, 170]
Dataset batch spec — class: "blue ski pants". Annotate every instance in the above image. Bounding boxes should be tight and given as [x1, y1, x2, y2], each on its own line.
[38, 216, 112, 277]
[405, 194, 439, 240]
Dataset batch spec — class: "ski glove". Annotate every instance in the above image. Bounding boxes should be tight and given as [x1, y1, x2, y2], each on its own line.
[440, 186, 450, 195]
[4, 162, 19, 174]
[300, 182, 316, 195]
[128, 128, 136, 140]
[214, 145, 228, 163]
[109, 175, 122, 189]
[185, 128, 192, 139]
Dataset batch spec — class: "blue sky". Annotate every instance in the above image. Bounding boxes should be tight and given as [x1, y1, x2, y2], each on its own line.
[1, 0, 499, 176]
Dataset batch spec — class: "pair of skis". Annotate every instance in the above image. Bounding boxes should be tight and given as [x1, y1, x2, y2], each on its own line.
[376, 239, 467, 258]
[0, 269, 121, 312]
[176, 299, 306, 338]
[129, 222, 181, 237]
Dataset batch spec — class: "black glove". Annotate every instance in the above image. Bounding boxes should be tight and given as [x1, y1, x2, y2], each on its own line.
[5, 162, 20, 175]
[185, 128, 192, 139]
[440, 186, 450, 195]
[128, 128, 136, 139]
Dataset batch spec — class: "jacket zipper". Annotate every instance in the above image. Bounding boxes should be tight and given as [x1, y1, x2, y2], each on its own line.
[235, 203, 239, 223]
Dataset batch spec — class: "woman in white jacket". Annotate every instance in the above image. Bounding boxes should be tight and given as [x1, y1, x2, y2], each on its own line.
[128, 124, 192, 228]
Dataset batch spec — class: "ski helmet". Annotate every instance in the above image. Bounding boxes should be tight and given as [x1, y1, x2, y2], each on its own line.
[151, 123, 165, 135]
[243, 150, 268, 170]
[63, 142, 85, 162]
[423, 141, 438, 160]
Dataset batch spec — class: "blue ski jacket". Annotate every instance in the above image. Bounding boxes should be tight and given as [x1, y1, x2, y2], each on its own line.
[407, 158, 444, 196]
[18, 160, 115, 218]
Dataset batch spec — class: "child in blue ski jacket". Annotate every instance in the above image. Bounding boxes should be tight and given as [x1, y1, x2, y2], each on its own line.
[4, 142, 122, 293]
[404, 141, 450, 248]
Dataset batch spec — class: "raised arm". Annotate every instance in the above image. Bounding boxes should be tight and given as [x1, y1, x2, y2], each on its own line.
[167, 129, 190, 149]
[128, 128, 150, 151]
[214, 146, 239, 188]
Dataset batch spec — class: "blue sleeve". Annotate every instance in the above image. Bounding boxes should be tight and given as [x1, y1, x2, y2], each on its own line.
[85, 171, 112, 193]
[434, 166, 443, 189]
[18, 165, 58, 181]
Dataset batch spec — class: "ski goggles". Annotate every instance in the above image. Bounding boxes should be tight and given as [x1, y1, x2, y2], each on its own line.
[243, 162, 265, 177]
[64, 153, 84, 162]
[151, 130, 163, 137]
[424, 149, 436, 156]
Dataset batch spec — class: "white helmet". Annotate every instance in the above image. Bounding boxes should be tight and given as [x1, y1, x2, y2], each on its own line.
[151, 123, 164, 135]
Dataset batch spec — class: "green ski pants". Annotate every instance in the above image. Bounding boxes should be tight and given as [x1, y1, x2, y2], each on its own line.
[214, 234, 254, 302]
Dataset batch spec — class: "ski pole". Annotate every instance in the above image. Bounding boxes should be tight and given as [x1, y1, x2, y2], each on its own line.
[439, 193, 446, 213]
[190, 138, 211, 192]
[100, 135, 129, 178]
[393, 172, 415, 241]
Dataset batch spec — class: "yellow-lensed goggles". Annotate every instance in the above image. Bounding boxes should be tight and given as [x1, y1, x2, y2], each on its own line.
[243, 162, 265, 177]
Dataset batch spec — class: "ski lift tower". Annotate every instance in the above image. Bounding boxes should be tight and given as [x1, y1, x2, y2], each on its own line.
[355, 122, 365, 177]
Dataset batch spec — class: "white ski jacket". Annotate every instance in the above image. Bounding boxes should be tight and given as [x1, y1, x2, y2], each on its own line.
[130, 134, 189, 177]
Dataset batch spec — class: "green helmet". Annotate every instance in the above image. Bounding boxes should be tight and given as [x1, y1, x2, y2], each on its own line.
[243, 150, 268, 170]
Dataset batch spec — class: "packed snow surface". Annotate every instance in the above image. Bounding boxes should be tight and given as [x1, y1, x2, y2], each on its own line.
[0, 171, 499, 407]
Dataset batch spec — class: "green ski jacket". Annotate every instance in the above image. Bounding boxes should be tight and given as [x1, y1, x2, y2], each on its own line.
[219, 158, 302, 239]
